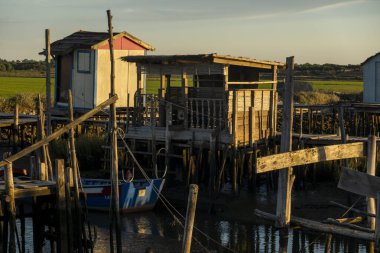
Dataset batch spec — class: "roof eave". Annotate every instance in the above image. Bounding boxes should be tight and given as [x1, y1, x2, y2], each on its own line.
[91, 32, 155, 51]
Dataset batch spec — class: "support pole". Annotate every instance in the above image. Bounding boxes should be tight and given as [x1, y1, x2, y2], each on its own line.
[45, 29, 52, 136]
[367, 135, 377, 230]
[12, 103, 19, 153]
[107, 9, 122, 253]
[182, 184, 199, 253]
[56, 159, 68, 253]
[68, 90, 83, 251]
[275, 56, 295, 228]
[375, 192, 380, 250]
[5, 162, 16, 253]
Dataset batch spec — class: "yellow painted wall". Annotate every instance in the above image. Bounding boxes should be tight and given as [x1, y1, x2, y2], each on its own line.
[96, 49, 144, 107]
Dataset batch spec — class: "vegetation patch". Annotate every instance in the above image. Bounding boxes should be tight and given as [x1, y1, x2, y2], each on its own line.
[295, 91, 340, 105]
[307, 80, 362, 93]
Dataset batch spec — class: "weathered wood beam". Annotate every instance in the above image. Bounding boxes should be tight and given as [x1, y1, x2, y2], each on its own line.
[330, 201, 376, 218]
[324, 218, 373, 233]
[0, 95, 118, 167]
[254, 209, 374, 241]
[257, 142, 365, 173]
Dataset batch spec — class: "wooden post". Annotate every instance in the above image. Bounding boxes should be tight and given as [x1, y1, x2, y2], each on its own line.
[107, 9, 122, 253]
[45, 29, 52, 135]
[13, 103, 19, 128]
[64, 166, 74, 253]
[38, 95, 53, 180]
[375, 192, 380, 250]
[159, 73, 166, 127]
[20, 204, 25, 253]
[5, 162, 16, 253]
[182, 71, 188, 128]
[367, 135, 377, 230]
[151, 97, 157, 178]
[276, 56, 295, 228]
[269, 66, 278, 137]
[182, 184, 199, 253]
[12, 103, 19, 152]
[56, 159, 68, 253]
[68, 89, 83, 251]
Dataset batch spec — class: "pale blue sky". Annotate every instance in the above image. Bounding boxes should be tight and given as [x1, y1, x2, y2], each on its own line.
[0, 0, 379, 64]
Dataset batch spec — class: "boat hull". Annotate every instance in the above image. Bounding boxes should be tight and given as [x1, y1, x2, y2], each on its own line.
[81, 178, 165, 213]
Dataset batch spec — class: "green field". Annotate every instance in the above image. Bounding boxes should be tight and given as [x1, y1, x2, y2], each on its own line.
[307, 80, 363, 93]
[0, 77, 54, 97]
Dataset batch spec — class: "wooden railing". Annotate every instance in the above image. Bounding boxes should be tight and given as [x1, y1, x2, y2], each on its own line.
[186, 98, 226, 130]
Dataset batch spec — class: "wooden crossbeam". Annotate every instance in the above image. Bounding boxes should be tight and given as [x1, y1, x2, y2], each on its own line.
[0, 95, 118, 167]
[256, 142, 365, 173]
[338, 167, 380, 199]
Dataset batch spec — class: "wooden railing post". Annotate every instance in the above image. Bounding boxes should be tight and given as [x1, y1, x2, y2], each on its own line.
[182, 184, 199, 253]
[367, 135, 377, 230]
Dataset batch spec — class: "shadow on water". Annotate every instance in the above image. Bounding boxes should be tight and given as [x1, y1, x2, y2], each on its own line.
[88, 209, 372, 253]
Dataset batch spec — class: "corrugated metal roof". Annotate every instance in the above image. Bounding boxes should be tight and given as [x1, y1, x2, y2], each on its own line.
[51, 30, 154, 55]
[123, 53, 285, 69]
[362, 52, 380, 66]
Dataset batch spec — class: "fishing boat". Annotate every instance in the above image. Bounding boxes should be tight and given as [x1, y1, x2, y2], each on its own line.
[81, 178, 165, 213]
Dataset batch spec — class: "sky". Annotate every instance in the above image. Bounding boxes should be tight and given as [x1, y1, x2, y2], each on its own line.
[0, 0, 379, 64]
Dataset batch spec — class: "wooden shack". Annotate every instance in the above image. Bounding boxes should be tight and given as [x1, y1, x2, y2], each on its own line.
[51, 30, 154, 109]
[119, 54, 285, 192]
[362, 52, 380, 103]
[123, 54, 285, 146]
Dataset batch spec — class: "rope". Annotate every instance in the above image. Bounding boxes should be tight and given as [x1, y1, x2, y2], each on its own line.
[116, 128, 236, 253]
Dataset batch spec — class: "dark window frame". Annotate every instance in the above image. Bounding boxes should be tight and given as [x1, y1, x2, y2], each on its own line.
[77, 50, 91, 73]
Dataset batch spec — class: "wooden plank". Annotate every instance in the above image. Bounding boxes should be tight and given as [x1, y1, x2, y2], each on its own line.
[0, 94, 118, 167]
[330, 200, 376, 218]
[338, 167, 380, 199]
[257, 142, 365, 173]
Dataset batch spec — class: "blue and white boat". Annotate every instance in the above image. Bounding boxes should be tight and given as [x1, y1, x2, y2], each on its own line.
[81, 178, 165, 213]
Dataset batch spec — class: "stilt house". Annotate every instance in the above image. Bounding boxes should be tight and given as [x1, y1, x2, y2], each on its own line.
[123, 54, 285, 147]
[51, 31, 154, 110]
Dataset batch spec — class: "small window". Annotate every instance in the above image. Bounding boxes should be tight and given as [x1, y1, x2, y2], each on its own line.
[77, 51, 91, 73]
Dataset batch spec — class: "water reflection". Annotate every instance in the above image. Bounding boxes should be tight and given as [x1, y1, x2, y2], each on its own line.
[88, 210, 372, 253]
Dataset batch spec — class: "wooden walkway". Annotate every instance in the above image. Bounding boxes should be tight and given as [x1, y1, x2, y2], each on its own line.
[0, 179, 56, 199]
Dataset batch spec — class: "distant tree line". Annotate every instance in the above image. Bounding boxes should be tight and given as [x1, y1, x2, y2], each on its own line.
[0, 58, 54, 72]
[0, 58, 362, 80]
[292, 63, 362, 80]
